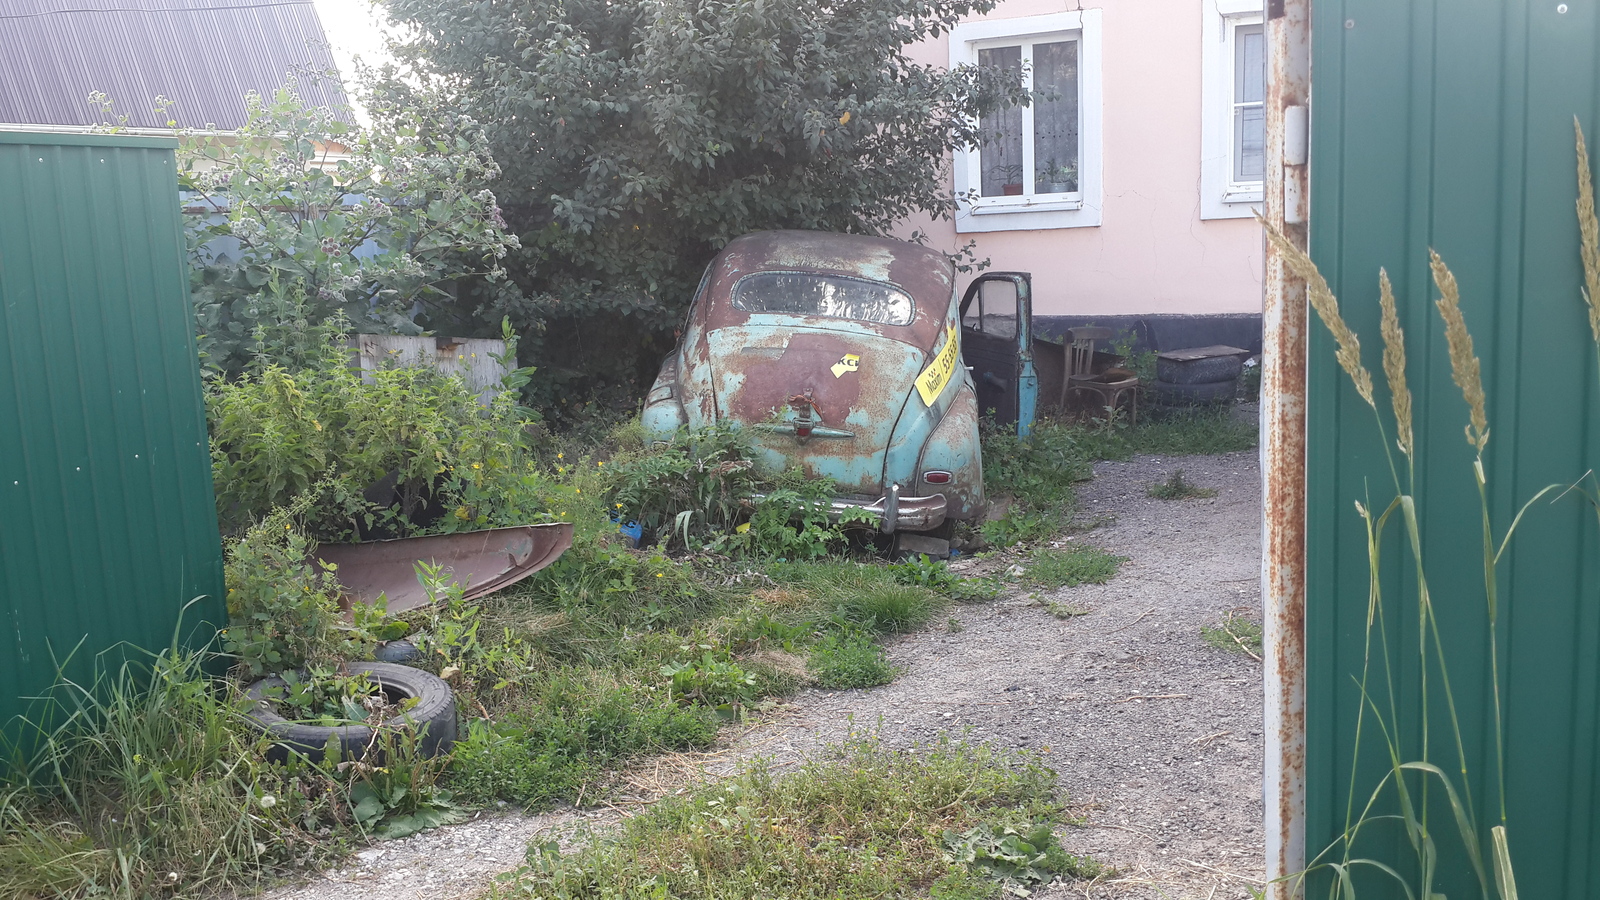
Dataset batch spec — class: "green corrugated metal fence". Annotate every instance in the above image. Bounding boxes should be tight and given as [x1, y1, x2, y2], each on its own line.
[0, 133, 224, 735]
[1308, 1, 1600, 896]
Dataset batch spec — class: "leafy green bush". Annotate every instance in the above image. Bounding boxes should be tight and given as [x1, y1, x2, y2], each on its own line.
[979, 505, 1060, 548]
[948, 576, 1004, 604]
[604, 425, 763, 549]
[942, 822, 1099, 892]
[207, 323, 545, 539]
[807, 632, 898, 689]
[605, 427, 875, 557]
[179, 83, 517, 376]
[889, 555, 1002, 603]
[660, 651, 758, 710]
[381, 0, 1028, 415]
[221, 510, 358, 673]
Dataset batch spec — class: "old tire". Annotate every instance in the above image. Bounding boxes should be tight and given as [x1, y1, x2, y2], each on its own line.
[1156, 354, 1244, 385]
[244, 662, 457, 763]
[1149, 378, 1237, 406]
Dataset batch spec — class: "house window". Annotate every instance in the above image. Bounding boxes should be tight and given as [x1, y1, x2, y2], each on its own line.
[950, 10, 1103, 233]
[975, 39, 1078, 197]
[1233, 24, 1265, 183]
[1201, 2, 1266, 219]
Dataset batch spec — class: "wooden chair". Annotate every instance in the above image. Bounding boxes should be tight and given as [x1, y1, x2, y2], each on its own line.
[1063, 327, 1139, 424]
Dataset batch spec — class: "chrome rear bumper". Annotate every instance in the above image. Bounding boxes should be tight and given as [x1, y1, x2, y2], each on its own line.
[748, 484, 947, 534]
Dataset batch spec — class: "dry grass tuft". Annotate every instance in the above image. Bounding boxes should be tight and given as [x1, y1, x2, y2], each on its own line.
[1575, 118, 1600, 346]
[752, 586, 807, 607]
[1378, 268, 1414, 461]
[1261, 217, 1376, 408]
[1429, 250, 1490, 454]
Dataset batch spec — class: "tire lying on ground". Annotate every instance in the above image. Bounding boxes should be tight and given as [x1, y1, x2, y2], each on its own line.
[1148, 378, 1238, 406]
[243, 662, 457, 763]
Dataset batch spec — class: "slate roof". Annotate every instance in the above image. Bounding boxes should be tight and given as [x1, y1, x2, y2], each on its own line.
[0, 0, 350, 129]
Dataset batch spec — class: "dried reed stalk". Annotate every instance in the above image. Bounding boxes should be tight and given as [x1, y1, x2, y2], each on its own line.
[1378, 268, 1414, 461]
[1429, 250, 1490, 454]
[1261, 218, 1376, 408]
[1576, 118, 1600, 345]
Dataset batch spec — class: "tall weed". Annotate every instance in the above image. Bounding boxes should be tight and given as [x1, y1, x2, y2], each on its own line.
[1, 634, 338, 898]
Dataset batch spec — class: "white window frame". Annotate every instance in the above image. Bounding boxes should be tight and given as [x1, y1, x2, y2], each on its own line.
[1201, 0, 1265, 219]
[949, 10, 1103, 233]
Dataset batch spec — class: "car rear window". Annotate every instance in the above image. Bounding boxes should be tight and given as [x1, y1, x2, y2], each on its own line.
[731, 272, 915, 326]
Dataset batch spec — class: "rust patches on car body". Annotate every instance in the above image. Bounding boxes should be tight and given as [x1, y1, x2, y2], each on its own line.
[315, 523, 574, 614]
[642, 230, 982, 536]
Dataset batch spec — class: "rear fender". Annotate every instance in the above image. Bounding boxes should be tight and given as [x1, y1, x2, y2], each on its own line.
[915, 383, 984, 520]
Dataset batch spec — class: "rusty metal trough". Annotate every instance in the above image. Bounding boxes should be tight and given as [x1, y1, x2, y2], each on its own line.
[314, 523, 574, 614]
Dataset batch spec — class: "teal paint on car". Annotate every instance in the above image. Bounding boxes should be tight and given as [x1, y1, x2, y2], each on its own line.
[642, 230, 986, 538]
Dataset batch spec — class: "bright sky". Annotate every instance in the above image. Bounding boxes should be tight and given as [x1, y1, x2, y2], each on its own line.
[311, 0, 398, 118]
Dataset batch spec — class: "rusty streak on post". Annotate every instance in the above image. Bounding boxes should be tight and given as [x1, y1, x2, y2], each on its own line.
[1262, 0, 1311, 896]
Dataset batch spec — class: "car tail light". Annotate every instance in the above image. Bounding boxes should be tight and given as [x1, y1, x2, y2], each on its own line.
[922, 470, 952, 485]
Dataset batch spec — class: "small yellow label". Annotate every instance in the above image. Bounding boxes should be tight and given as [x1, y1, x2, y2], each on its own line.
[915, 326, 960, 406]
[831, 354, 861, 378]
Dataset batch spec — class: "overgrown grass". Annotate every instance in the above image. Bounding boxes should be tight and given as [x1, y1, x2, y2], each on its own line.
[1024, 545, 1126, 589]
[448, 668, 720, 807]
[1147, 469, 1218, 500]
[0, 641, 344, 899]
[487, 736, 1098, 899]
[980, 409, 1256, 547]
[808, 632, 899, 689]
[5, 398, 1251, 895]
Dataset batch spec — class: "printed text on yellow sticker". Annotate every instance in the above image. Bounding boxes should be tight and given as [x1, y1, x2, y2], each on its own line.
[915, 326, 960, 406]
[831, 354, 860, 378]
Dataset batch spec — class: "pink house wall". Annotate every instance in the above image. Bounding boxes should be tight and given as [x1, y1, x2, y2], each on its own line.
[902, 0, 1263, 318]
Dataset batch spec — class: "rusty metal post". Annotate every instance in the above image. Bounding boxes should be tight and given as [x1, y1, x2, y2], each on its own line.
[1262, 0, 1311, 895]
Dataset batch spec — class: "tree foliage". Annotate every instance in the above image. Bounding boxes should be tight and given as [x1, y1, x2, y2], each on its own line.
[179, 82, 519, 375]
[378, 0, 1022, 415]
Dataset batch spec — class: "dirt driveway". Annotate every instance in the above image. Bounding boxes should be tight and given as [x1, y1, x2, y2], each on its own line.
[261, 448, 1265, 900]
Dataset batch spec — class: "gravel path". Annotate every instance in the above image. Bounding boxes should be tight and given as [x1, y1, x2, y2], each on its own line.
[257, 448, 1265, 900]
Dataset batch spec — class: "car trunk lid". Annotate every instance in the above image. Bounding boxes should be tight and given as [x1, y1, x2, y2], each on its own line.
[698, 325, 923, 494]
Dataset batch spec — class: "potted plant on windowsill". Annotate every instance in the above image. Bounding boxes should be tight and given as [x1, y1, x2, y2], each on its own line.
[988, 163, 1026, 196]
[1040, 161, 1077, 194]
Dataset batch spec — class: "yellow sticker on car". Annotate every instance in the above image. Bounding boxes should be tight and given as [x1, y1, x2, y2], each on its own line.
[915, 325, 960, 406]
[831, 354, 860, 378]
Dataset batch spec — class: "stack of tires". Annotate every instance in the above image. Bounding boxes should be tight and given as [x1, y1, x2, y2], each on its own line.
[1149, 345, 1248, 406]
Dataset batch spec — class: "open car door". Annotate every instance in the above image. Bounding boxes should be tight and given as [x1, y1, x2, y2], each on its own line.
[959, 272, 1038, 436]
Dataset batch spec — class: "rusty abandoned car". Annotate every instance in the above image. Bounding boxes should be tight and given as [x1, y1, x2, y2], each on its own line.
[641, 230, 1006, 556]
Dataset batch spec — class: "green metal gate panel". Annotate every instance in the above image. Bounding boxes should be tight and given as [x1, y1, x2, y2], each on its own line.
[0, 133, 224, 732]
[1308, 2, 1600, 896]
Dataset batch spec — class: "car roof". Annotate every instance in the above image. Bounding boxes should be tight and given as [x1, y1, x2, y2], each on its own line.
[699, 230, 956, 345]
